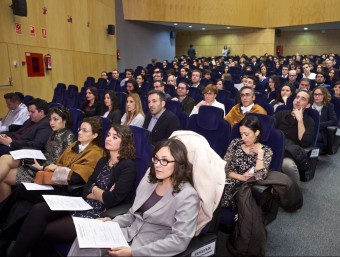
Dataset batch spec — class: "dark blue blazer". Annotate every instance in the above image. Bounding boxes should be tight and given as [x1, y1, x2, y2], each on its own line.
[143, 109, 180, 145]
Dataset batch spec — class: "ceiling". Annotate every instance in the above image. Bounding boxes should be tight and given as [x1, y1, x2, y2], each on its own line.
[148, 21, 340, 32]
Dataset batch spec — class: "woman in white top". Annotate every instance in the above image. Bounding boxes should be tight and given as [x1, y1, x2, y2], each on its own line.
[121, 93, 145, 127]
[190, 84, 225, 116]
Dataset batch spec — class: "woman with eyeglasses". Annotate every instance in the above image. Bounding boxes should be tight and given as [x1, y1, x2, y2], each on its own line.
[68, 138, 200, 257]
[7, 125, 137, 257]
[0, 117, 105, 254]
[0, 106, 74, 202]
[189, 84, 225, 116]
[312, 86, 337, 152]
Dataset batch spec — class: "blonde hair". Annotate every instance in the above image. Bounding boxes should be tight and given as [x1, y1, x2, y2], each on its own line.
[123, 93, 145, 125]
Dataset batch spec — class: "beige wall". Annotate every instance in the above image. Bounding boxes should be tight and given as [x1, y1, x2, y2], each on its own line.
[0, 0, 116, 117]
[176, 29, 276, 57]
[277, 29, 340, 55]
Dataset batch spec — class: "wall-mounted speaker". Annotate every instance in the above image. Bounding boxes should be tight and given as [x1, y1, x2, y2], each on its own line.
[170, 31, 176, 39]
[12, 0, 27, 17]
[275, 29, 282, 37]
[107, 24, 115, 35]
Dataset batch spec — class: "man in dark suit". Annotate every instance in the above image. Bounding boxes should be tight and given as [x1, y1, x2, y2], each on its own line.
[171, 82, 195, 115]
[143, 90, 180, 145]
[0, 98, 52, 156]
[190, 69, 205, 93]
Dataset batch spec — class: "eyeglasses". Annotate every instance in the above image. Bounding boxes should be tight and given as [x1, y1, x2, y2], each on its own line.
[152, 156, 176, 166]
[204, 92, 214, 95]
[289, 75, 297, 77]
[177, 87, 187, 90]
[313, 93, 324, 97]
[78, 128, 92, 133]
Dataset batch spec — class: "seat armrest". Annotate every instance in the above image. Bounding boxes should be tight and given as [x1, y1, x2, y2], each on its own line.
[67, 184, 84, 196]
[104, 203, 132, 218]
[303, 146, 319, 158]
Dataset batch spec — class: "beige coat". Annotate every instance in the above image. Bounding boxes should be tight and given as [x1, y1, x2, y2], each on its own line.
[170, 130, 226, 235]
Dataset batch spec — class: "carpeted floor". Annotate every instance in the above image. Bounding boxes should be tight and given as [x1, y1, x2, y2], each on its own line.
[216, 149, 340, 256]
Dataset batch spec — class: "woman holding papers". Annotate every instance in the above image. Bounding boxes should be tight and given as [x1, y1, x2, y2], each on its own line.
[7, 124, 137, 257]
[68, 138, 200, 257]
[0, 106, 74, 202]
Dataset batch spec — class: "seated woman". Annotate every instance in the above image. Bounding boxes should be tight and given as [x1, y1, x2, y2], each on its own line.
[68, 138, 200, 257]
[167, 75, 177, 87]
[190, 84, 225, 116]
[0, 106, 74, 202]
[102, 90, 122, 124]
[266, 75, 280, 95]
[121, 93, 145, 127]
[269, 82, 295, 111]
[333, 81, 340, 98]
[221, 115, 272, 209]
[81, 87, 102, 117]
[7, 125, 137, 257]
[0, 117, 105, 252]
[125, 79, 141, 95]
[312, 86, 337, 151]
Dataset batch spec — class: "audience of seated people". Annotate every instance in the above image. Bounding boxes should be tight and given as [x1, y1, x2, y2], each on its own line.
[0, 106, 74, 202]
[121, 93, 145, 127]
[6, 124, 137, 257]
[0, 93, 29, 133]
[190, 84, 225, 116]
[2, 52, 340, 256]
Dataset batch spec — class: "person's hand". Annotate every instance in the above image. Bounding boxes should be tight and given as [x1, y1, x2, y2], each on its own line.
[0, 135, 12, 146]
[107, 246, 132, 257]
[292, 108, 303, 121]
[282, 95, 288, 103]
[31, 159, 43, 170]
[248, 143, 264, 156]
[97, 217, 111, 222]
[240, 171, 254, 181]
[45, 164, 58, 171]
[196, 100, 206, 108]
[171, 97, 178, 101]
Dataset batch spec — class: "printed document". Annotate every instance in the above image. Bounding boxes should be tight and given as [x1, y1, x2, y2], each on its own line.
[43, 195, 93, 211]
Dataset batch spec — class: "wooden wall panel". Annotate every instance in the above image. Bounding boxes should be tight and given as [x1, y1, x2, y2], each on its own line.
[176, 29, 276, 57]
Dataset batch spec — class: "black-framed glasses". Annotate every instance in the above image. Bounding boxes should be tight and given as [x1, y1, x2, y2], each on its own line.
[152, 156, 176, 166]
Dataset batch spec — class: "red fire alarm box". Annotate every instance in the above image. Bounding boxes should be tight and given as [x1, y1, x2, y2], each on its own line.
[25, 52, 45, 77]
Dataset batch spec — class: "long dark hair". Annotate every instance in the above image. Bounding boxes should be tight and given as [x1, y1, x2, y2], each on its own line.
[148, 139, 193, 194]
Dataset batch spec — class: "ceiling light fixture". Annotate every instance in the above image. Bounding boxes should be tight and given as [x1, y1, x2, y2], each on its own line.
[174, 23, 178, 26]
[188, 25, 192, 28]
[202, 28, 206, 30]
[226, 27, 231, 29]
[304, 27, 308, 30]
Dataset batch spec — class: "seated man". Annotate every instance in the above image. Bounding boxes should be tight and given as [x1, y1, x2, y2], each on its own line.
[189, 69, 205, 92]
[298, 78, 311, 91]
[153, 80, 172, 100]
[275, 89, 315, 184]
[0, 93, 29, 133]
[143, 90, 181, 145]
[171, 81, 196, 115]
[224, 86, 267, 127]
[0, 98, 52, 156]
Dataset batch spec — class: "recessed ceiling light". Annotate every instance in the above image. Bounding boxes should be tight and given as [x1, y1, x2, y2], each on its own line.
[226, 27, 231, 29]
[188, 25, 192, 28]
[174, 23, 178, 26]
[304, 27, 308, 30]
[202, 28, 206, 30]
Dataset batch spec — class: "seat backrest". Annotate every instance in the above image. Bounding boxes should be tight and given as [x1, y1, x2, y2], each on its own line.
[304, 108, 320, 147]
[331, 96, 340, 124]
[98, 116, 111, 147]
[164, 84, 176, 97]
[84, 76, 95, 88]
[129, 125, 153, 194]
[116, 92, 127, 114]
[64, 85, 79, 108]
[188, 87, 203, 103]
[165, 100, 189, 130]
[69, 108, 84, 138]
[216, 89, 231, 103]
[140, 81, 151, 95]
[188, 105, 231, 158]
[23, 95, 33, 106]
[51, 83, 66, 104]
[96, 78, 108, 90]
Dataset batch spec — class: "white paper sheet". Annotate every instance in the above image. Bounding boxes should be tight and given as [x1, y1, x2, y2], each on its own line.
[72, 217, 129, 248]
[22, 182, 54, 190]
[9, 149, 46, 160]
[43, 195, 93, 211]
[234, 83, 244, 91]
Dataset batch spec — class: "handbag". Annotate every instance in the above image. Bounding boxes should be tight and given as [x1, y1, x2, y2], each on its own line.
[34, 170, 54, 185]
